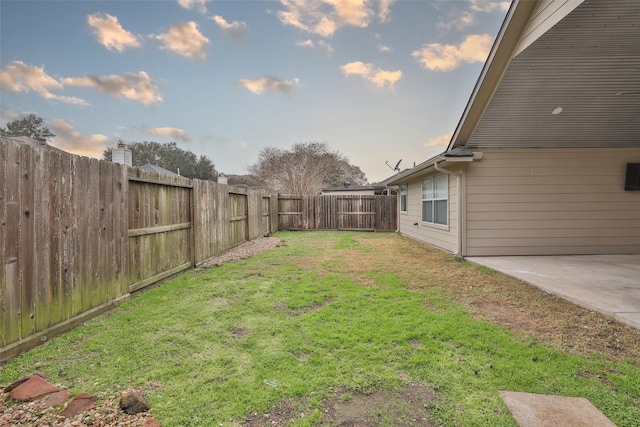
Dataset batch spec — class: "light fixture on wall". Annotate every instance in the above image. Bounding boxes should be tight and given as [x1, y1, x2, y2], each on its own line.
[551, 106, 563, 115]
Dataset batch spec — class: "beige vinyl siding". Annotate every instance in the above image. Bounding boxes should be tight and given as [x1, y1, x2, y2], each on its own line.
[464, 148, 640, 256]
[514, 0, 585, 57]
[398, 172, 458, 253]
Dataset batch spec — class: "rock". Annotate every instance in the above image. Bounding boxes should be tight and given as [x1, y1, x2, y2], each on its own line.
[3, 372, 48, 393]
[119, 390, 151, 415]
[8, 375, 59, 401]
[39, 390, 72, 409]
[60, 392, 97, 418]
[144, 417, 162, 426]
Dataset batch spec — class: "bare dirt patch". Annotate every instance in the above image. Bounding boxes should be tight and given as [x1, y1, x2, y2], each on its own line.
[242, 382, 437, 427]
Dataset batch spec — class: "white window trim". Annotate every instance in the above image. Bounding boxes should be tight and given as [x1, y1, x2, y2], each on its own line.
[421, 174, 448, 227]
[400, 184, 407, 213]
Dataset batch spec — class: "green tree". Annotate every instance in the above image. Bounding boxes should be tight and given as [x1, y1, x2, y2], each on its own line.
[247, 142, 367, 194]
[103, 141, 218, 180]
[0, 114, 55, 140]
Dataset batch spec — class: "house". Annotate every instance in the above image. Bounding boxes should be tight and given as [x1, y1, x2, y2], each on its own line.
[137, 164, 180, 176]
[387, 0, 640, 257]
[320, 182, 390, 195]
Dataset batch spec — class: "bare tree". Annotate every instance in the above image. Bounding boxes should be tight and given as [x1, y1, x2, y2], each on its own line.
[248, 142, 367, 194]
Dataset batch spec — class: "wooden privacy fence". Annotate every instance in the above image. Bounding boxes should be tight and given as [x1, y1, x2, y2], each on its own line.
[278, 195, 397, 231]
[0, 138, 277, 361]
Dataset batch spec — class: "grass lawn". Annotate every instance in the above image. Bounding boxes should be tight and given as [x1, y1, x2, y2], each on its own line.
[2, 231, 639, 426]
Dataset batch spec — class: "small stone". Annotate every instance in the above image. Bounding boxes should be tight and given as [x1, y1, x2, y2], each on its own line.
[119, 390, 151, 415]
[60, 393, 97, 418]
[9, 375, 59, 401]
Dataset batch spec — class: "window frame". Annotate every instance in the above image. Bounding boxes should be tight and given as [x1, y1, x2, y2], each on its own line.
[400, 184, 407, 213]
[421, 174, 448, 226]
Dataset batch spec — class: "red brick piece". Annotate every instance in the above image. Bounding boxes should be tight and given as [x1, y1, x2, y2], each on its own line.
[39, 390, 72, 409]
[60, 392, 98, 418]
[9, 375, 59, 401]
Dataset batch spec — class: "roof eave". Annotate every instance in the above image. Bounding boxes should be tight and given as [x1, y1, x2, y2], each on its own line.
[447, 0, 539, 150]
[385, 153, 447, 185]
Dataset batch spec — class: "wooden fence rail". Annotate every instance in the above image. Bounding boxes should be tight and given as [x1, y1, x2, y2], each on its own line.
[278, 195, 397, 231]
[1, 139, 276, 361]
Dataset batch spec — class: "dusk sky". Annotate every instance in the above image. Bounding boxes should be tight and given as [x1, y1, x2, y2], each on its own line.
[1, 0, 510, 183]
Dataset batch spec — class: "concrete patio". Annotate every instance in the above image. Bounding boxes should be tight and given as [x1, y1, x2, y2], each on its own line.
[465, 255, 640, 330]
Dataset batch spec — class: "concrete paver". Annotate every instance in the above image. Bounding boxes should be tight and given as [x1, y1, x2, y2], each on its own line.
[499, 391, 617, 427]
[465, 255, 640, 329]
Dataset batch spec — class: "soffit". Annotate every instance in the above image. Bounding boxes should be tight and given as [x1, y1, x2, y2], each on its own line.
[465, 0, 640, 150]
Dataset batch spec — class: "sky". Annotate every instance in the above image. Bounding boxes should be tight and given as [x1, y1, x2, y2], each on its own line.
[0, 0, 510, 183]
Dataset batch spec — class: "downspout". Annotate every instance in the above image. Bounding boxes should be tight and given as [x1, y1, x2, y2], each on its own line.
[434, 162, 464, 257]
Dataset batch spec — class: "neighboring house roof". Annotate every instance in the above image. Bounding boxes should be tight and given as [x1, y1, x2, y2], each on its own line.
[321, 185, 380, 192]
[387, 0, 640, 185]
[227, 174, 265, 189]
[138, 164, 180, 176]
[1, 135, 68, 154]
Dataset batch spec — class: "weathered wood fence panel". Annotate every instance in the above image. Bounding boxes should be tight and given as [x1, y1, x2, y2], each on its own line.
[1, 141, 129, 361]
[1, 139, 277, 361]
[278, 196, 304, 230]
[127, 169, 193, 292]
[277, 195, 397, 231]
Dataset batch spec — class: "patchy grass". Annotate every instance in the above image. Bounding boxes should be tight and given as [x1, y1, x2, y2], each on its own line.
[2, 231, 640, 426]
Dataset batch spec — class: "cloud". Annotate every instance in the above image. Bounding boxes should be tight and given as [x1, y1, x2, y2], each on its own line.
[177, 0, 209, 14]
[63, 71, 162, 106]
[341, 61, 402, 88]
[295, 39, 334, 56]
[412, 34, 493, 71]
[142, 127, 190, 142]
[0, 61, 88, 105]
[378, 0, 396, 22]
[378, 44, 392, 53]
[211, 15, 248, 42]
[278, 0, 393, 37]
[437, 11, 477, 30]
[231, 141, 248, 149]
[237, 76, 300, 95]
[469, 0, 510, 13]
[438, 0, 510, 30]
[49, 119, 113, 158]
[87, 13, 140, 52]
[425, 132, 453, 148]
[154, 22, 209, 60]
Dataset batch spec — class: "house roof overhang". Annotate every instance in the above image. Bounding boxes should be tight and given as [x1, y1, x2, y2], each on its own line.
[448, 0, 640, 151]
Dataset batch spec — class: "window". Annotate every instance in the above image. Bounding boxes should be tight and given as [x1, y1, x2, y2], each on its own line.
[422, 174, 448, 225]
[400, 184, 407, 212]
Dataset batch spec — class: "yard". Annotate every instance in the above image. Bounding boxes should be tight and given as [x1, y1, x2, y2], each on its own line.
[2, 231, 640, 426]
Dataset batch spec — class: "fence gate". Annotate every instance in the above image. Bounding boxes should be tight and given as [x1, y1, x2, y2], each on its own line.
[127, 171, 193, 292]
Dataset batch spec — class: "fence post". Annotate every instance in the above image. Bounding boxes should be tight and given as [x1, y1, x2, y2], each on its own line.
[189, 180, 196, 267]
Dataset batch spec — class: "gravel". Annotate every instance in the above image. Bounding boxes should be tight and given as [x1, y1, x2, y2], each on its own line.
[1, 393, 157, 426]
[199, 236, 285, 268]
